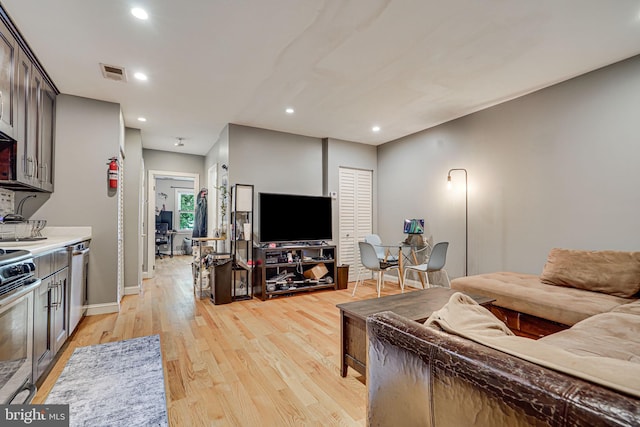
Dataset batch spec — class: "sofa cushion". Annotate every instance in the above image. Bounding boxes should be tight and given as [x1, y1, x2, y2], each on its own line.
[540, 310, 640, 363]
[425, 292, 640, 398]
[611, 299, 640, 315]
[540, 248, 640, 297]
[451, 272, 632, 326]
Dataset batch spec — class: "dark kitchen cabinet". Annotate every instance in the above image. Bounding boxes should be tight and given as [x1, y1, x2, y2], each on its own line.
[0, 8, 57, 192]
[37, 78, 55, 192]
[16, 47, 33, 185]
[0, 18, 16, 139]
[25, 65, 55, 191]
[33, 277, 53, 382]
[33, 249, 69, 383]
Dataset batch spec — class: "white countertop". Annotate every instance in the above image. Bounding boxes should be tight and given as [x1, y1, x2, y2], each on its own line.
[0, 226, 92, 255]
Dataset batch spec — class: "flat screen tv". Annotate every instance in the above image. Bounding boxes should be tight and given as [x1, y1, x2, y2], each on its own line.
[259, 193, 332, 243]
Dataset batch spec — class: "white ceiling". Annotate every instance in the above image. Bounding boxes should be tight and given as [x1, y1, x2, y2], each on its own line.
[3, 1, 640, 156]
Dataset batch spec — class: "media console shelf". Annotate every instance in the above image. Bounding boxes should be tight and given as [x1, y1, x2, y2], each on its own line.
[254, 244, 337, 300]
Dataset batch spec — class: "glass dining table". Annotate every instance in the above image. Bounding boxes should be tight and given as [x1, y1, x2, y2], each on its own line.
[377, 241, 431, 289]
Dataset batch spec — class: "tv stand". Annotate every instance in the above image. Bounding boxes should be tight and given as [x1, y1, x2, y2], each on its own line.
[254, 243, 337, 300]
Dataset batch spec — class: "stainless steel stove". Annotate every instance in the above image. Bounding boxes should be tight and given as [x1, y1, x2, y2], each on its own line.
[0, 249, 36, 296]
[0, 248, 40, 404]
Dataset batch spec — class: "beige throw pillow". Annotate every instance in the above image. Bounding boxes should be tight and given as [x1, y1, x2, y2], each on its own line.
[540, 248, 640, 298]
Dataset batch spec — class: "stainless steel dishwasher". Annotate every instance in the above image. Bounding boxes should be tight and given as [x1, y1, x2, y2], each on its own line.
[68, 240, 90, 335]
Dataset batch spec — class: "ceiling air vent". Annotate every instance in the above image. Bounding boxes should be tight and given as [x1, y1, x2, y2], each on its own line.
[100, 63, 127, 82]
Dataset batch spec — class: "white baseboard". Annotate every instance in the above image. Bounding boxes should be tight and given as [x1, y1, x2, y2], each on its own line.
[86, 302, 120, 315]
[124, 285, 140, 295]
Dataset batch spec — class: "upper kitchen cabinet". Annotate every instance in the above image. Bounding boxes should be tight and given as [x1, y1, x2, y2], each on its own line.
[0, 7, 58, 192]
[15, 46, 32, 185]
[25, 65, 55, 192]
[0, 18, 17, 139]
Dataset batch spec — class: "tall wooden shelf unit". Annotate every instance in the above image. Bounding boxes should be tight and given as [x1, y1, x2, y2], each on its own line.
[230, 184, 254, 300]
[254, 244, 337, 300]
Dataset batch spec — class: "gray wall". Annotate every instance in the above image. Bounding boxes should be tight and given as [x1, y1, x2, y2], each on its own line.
[142, 149, 206, 181]
[377, 55, 640, 279]
[227, 124, 324, 240]
[124, 128, 143, 291]
[204, 125, 230, 236]
[228, 124, 323, 194]
[33, 94, 122, 305]
[204, 124, 229, 179]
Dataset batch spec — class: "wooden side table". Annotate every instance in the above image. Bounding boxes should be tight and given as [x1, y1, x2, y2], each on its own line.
[336, 287, 494, 380]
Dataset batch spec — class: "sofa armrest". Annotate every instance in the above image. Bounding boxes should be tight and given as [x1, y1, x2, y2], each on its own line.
[366, 311, 639, 427]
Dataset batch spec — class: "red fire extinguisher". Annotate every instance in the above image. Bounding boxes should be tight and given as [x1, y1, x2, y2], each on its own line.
[107, 157, 118, 189]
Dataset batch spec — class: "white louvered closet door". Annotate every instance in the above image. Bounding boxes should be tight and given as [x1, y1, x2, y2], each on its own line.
[338, 167, 372, 281]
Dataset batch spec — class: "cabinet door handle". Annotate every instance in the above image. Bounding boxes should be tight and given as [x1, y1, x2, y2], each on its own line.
[57, 282, 61, 307]
[0, 90, 3, 120]
[26, 158, 33, 178]
[48, 282, 56, 307]
[48, 282, 59, 308]
[39, 163, 47, 183]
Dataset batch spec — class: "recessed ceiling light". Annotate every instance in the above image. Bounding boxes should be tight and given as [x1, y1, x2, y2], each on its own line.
[134, 72, 148, 81]
[372, 126, 381, 132]
[137, 117, 147, 122]
[285, 108, 294, 114]
[131, 8, 148, 20]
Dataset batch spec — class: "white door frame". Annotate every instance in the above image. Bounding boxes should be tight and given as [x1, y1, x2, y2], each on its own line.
[146, 169, 199, 278]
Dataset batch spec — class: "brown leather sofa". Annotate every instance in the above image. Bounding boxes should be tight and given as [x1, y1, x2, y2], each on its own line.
[366, 249, 640, 426]
[367, 310, 640, 427]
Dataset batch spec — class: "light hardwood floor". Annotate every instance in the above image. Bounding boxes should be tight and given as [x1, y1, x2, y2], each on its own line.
[33, 255, 410, 426]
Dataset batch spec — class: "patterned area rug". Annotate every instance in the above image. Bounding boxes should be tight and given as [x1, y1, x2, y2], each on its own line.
[45, 335, 168, 426]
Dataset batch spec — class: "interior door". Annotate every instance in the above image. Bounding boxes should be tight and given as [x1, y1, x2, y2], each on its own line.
[338, 167, 372, 281]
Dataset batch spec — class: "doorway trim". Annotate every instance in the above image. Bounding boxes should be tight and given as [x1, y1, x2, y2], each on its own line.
[146, 169, 199, 278]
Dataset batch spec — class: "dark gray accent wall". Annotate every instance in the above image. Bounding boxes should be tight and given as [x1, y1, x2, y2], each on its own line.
[228, 124, 323, 195]
[227, 124, 324, 241]
[377, 55, 640, 278]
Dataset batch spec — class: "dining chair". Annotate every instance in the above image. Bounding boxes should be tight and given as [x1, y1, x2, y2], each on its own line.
[364, 234, 398, 262]
[401, 242, 450, 291]
[353, 241, 400, 298]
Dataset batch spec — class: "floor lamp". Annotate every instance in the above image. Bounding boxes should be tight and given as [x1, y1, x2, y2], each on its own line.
[447, 168, 468, 276]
